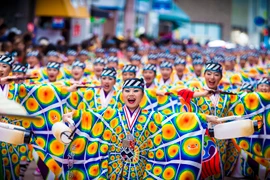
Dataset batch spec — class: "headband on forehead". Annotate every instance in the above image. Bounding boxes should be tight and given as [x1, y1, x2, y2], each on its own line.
[72, 60, 86, 69]
[47, 62, 61, 70]
[95, 48, 105, 53]
[0, 55, 15, 67]
[166, 54, 175, 60]
[94, 58, 106, 65]
[107, 56, 119, 63]
[47, 50, 58, 57]
[127, 46, 135, 52]
[67, 50, 77, 56]
[123, 78, 144, 90]
[174, 58, 186, 66]
[192, 57, 204, 65]
[6, 51, 18, 57]
[204, 62, 223, 74]
[148, 54, 157, 60]
[12, 63, 27, 73]
[160, 61, 173, 69]
[158, 53, 166, 59]
[257, 77, 270, 87]
[79, 49, 89, 56]
[101, 67, 117, 78]
[225, 56, 236, 62]
[123, 64, 137, 73]
[109, 48, 118, 53]
[130, 54, 142, 61]
[240, 82, 253, 91]
[27, 51, 39, 57]
[143, 64, 156, 72]
[179, 51, 187, 57]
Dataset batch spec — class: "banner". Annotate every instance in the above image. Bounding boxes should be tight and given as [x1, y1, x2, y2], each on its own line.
[152, 0, 172, 11]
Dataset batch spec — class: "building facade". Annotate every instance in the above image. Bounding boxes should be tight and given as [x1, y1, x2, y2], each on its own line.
[175, 0, 232, 44]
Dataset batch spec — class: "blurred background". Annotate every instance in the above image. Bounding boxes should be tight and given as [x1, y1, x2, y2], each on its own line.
[0, 0, 269, 50]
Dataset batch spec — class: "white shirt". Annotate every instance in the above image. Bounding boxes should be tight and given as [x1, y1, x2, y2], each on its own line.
[99, 89, 114, 109]
[0, 84, 9, 98]
[159, 78, 172, 87]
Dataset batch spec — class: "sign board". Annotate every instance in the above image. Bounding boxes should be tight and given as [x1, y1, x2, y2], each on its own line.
[92, 0, 126, 9]
[152, 0, 172, 11]
[72, 21, 81, 37]
[52, 17, 65, 29]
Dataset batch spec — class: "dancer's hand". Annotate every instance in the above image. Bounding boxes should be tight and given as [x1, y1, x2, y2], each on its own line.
[156, 90, 167, 96]
[62, 111, 75, 126]
[206, 115, 220, 124]
[193, 89, 215, 98]
[0, 76, 18, 84]
[66, 83, 81, 92]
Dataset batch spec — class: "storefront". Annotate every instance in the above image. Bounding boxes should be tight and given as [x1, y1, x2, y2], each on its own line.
[35, 0, 91, 44]
[92, 0, 126, 37]
[152, 0, 190, 38]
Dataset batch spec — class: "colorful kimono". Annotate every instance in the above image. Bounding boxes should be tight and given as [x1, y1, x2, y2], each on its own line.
[226, 92, 270, 179]
[56, 108, 111, 180]
[89, 74, 101, 86]
[156, 75, 175, 88]
[101, 106, 163, 179]
[144, 112, 209, 179]
[17, 83, 71, 179]
[93, 88, 118, 111]
[0, 83, 28, 180]
[189, 89, 237, 179]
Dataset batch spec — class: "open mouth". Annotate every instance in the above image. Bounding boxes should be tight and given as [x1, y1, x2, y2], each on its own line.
[104, 84, 109, 89]
[208, 80, 216, 86]
[145, 77, 151, 81]
[128, 98, 136, 104]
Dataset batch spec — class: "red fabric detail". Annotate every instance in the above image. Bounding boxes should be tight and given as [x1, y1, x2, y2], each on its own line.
[201, 151, 221, 178]
[177, 89, 194, 104]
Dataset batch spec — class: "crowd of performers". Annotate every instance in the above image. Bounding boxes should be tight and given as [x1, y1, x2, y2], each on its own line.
[0, 44, 269, 180]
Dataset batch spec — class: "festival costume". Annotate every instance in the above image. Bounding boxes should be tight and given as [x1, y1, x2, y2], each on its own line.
[0, 83, 24, 180]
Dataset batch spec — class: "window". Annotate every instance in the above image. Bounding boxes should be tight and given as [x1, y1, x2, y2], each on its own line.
[179, 22, 221, 44]
[116, 11, 124, 36]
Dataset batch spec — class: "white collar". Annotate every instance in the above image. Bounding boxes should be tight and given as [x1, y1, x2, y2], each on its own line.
[100, 89, 114, 108]
[145, 82, 156, 89]
[204, 86, 220, 107]
[160, 78, 171, 86]
[0, 84, 9, 98]
[123, 105, 141, 131]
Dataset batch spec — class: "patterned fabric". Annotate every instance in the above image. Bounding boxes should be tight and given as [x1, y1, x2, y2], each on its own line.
[0, 84, 25, 180]
[144, 112, 208, 179]
[189, 91, 233, 179]
[18, 84, 70, 179]
[227, 92, 270, 179]
[103, 108, 163, 179]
